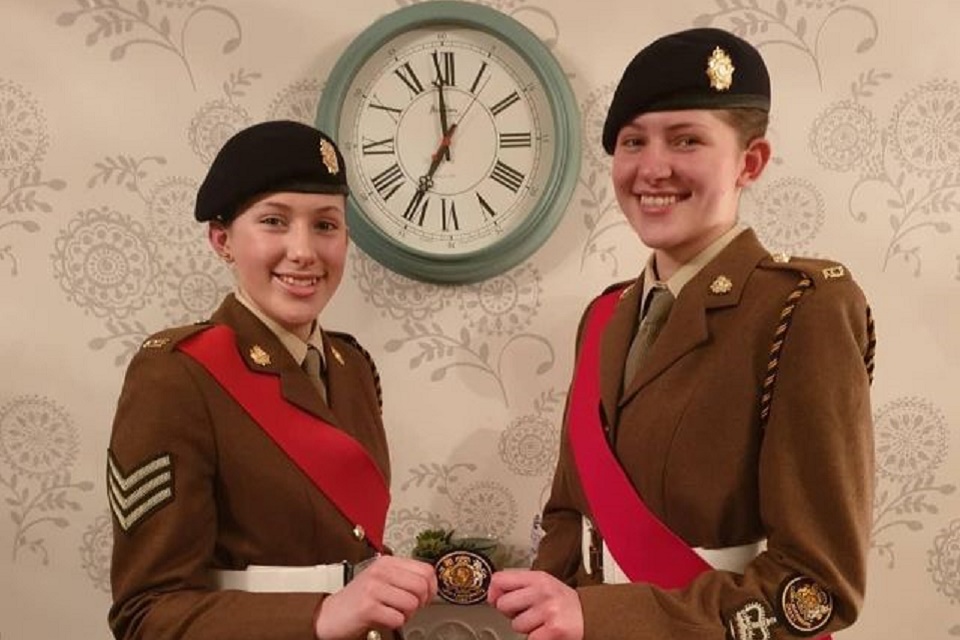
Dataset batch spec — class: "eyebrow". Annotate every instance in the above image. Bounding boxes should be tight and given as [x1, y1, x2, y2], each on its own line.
[623, 120, 710, 133]
[253, 199, 345, 215]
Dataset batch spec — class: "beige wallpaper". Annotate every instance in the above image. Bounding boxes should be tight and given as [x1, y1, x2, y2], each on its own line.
[1, 0, 958, 638]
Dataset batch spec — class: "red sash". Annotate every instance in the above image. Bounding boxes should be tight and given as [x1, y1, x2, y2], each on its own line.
[178, 325, 389, 551]
[569, 290, 708, 588]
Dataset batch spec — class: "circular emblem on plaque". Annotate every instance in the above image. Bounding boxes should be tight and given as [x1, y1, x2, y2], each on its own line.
[435, 549, 494, 605]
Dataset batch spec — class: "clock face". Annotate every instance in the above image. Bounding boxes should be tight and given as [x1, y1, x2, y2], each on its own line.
[317, 1, 579, 283]
[338, 27, 554, 256]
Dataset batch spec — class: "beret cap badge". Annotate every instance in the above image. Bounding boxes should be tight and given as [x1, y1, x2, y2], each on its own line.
[706, 46, 735, 91]
[320, 138, 340, 175]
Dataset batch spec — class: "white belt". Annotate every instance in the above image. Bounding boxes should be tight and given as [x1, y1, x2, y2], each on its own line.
[582, 518, 766, 584]
[212, 563, 348, 593]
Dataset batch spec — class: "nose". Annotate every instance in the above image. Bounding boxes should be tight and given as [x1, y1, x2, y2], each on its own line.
[286, 222, 316, 264]
[636, 145, 671, 182]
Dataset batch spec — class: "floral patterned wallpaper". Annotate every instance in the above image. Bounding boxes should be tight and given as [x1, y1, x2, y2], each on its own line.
[1, 1, 958, 638]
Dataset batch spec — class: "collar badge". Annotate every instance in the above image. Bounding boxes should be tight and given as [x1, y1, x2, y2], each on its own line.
[706, 46, 735, 91]
[710, 275, 734, 294]
[249, 345, 271, 366]
[771, 251, 791, 263]
[331, 345, 345, 366]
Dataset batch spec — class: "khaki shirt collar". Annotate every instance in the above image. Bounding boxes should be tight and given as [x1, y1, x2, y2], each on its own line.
[641, 224, 746, 314]
[234, 288, 325, 368]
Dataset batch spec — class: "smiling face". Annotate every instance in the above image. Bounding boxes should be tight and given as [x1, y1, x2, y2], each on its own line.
[208, 191, 348, 341]
[611, 109, 770, 279]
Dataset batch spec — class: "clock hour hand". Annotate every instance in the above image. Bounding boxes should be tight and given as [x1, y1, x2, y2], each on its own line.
[434, 79, 452, 161]
[417, 123, 458, 194]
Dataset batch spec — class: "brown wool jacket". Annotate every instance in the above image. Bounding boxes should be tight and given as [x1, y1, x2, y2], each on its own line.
[108, 295, 391, 640]
[534, 229, 875, 640]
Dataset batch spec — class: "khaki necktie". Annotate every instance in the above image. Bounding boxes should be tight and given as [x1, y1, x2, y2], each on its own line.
[622, 286, 675, 391]
[302, 345, 328, 404]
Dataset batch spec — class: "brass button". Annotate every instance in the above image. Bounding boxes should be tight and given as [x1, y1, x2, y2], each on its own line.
[353, 524, 366, 541]
[366, 630, 381, 640]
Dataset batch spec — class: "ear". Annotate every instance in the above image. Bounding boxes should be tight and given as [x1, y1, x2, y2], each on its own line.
[737, 137, 771, 187]
[207, 221, 231, 261]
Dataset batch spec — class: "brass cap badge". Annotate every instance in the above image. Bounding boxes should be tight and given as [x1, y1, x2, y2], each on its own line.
[706, 46, 735, 91]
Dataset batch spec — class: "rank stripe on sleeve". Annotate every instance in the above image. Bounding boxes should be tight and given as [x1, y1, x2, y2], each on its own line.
[107, 451, 174, 532]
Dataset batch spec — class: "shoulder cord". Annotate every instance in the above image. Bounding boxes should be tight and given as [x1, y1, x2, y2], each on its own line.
[759, 276, 812, 427]
[760, 277, 877, 428]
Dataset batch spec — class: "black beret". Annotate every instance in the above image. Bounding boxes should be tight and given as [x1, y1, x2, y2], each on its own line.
[194, 120, 349, 222]
[602, 28, 770, 154]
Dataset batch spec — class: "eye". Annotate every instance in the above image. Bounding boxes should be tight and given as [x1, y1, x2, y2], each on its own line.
[673, 135, 701, 149]
[617, 134, 645, 149]
[259, 214, 286, 227]
[315, 219, 340, 232]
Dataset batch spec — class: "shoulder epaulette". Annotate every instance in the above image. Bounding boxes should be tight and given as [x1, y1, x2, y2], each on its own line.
[328, 331, 382, 411]
[598, 279, 635, 303]
[759, 253, 852, 285]
[138, 322, 212, 353]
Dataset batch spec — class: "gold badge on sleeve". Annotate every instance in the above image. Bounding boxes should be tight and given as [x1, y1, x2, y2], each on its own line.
[778, 574, 834, 635]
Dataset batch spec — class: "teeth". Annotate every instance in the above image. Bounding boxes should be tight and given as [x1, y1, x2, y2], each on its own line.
[278, 274, 320, 286]
[640, 194, 680, 207]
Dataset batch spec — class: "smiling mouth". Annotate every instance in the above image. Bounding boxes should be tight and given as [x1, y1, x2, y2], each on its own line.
[276, 274, 322, 287]
[639, 194, 685, 207]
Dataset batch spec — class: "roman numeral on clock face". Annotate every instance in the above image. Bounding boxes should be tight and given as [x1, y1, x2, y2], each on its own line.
[490, 91, 520, 116]
[499, 132, 532, 148]
[362, 137, 396, 156]
[394, 62, 425, 97]
[371, 163, 405, 201]
[402, 189, 428, 226]
[441, 198, 459, 231]
[432, 50, 455, 86]
[490, 159, 525, 192]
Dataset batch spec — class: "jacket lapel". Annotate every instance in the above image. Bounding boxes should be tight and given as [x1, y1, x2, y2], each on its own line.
[618, 229, 770, 406]
[599, 280, 641, 425]
[211, 295, 336, 423]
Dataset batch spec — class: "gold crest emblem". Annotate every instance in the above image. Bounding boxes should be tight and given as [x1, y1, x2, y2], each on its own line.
[710, 275, 734, 294]
[706, 46, 735, 91]
[779, 575, 833, 634]
[319, 138, 340, 175]
[142, 337, 170, 349]
[331, 345, 345, 366]
[771, 251, 791, 263]
[249, 345, 271, 366]
[435, 550, 494, 606]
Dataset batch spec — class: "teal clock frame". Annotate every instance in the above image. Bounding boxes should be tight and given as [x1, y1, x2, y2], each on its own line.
[316, 1, 580, 284]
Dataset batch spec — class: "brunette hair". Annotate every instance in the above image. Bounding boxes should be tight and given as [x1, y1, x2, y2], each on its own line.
[716, 108, 769, 148]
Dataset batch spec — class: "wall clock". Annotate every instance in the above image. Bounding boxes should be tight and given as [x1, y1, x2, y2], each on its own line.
[316, 1, 580, 284]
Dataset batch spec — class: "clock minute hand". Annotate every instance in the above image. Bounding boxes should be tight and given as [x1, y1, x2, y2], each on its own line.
[434, 79, 452, 161]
